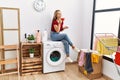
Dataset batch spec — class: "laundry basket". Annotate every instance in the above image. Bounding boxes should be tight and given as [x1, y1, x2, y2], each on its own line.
[77, 50, 102, 80]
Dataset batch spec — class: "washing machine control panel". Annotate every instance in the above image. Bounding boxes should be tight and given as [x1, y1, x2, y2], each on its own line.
[44, 43, 53, 48]
[44, 42, 63, 48]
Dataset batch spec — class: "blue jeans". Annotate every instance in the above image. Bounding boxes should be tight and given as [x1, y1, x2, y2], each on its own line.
[51, 31, 73, 55]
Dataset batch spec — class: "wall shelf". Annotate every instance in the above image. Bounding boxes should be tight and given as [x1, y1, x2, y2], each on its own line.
[0, 45, 20, 77]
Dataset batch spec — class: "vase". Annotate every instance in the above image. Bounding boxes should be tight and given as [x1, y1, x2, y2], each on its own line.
[28, 40, 35, 43]
[30, 53, 34, 58]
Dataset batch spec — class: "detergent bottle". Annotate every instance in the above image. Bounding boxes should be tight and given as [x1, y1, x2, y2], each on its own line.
[36, 30, 41, 43]
[42, 29, 48, 42]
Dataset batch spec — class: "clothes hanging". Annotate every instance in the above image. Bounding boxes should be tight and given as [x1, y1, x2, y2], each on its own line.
[93, 35, 113, 50]
[85, 52, 93, 73]
[117, 46, 120, 51]
[97, 38, 118, 55]
[78, 51, 85, 66]
[115, 52, 120, 66]
[91, 53, 100, 63]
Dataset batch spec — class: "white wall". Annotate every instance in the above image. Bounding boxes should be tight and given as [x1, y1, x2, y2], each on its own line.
[0, 0, 90, 61]
[80, 0, 94, 49]
[103, 59, 120, 80]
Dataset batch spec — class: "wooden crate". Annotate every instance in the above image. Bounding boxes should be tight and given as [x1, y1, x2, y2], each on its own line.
[20, 42, 43, 76]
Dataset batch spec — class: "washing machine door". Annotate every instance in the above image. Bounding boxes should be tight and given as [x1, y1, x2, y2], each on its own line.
[47, 48, 65, 66]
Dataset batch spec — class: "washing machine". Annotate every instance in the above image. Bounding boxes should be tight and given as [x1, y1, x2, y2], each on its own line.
[43, 41, 66, 73]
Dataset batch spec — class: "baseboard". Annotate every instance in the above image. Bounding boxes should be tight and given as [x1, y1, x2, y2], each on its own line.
[103, 74, 112, 80]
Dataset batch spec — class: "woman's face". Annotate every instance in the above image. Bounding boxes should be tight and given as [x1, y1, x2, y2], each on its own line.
[56, 11, 62, 19]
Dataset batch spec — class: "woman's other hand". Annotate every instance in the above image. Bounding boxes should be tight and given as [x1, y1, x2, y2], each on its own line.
[63, 26, 69, 30]
[57, 19, 62, 24]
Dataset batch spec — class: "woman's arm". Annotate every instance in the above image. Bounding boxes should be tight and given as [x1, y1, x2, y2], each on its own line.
[54, 24, 61, 33]
[63, 26, 69, 30]
[54, 20, 62, 32]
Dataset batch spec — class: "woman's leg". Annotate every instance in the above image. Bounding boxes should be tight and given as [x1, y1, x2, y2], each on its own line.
[62, 34, 73, 46]
[51, 32, 80, 52]
[61, 40, 73, 62]
[51, 32, 73, 46]
[61, 40, 69, 56]
[51, 32, 73, 62]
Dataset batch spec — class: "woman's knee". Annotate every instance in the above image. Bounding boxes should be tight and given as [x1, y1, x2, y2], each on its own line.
[62, 40, 69, 45]
[61, 33, 66, 36]
[62, 33, 68, 38]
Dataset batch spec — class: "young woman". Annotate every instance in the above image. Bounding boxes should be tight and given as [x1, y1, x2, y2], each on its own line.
[51, 10, 79, 62]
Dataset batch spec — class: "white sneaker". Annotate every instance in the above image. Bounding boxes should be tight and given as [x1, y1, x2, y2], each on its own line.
[66, 57, 73, 62]
[74, 47, 80, 53]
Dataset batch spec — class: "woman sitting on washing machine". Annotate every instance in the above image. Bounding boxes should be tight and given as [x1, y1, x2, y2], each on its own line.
[51, 10, 80, 62]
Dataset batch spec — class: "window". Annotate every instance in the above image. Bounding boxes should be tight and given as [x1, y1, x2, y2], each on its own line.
[96, 0, 120, 10]
[94, 11, 120, 36]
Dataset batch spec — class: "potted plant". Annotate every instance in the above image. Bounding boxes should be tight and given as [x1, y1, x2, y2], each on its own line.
[27, 34, 35, 43]
[29, 48, 35, 58]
